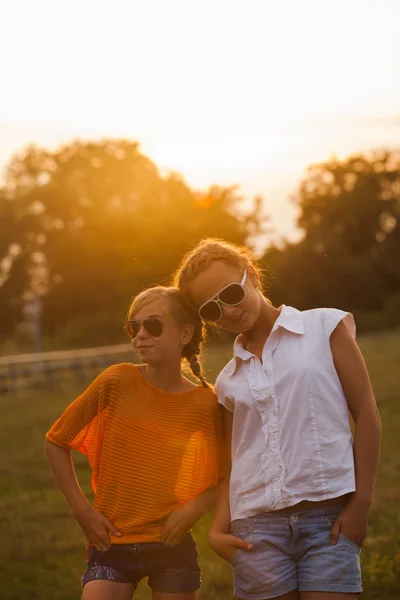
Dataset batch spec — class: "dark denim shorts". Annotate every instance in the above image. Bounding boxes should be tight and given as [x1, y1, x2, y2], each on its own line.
[82, 533, 201, 593]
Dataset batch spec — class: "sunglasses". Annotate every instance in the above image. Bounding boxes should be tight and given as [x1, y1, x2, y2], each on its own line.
[124, 317, 164, 340]
[198, 269, 247, 323]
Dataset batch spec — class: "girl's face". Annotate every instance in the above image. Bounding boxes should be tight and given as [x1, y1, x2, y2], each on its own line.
[187, 260, 261, 334]
[129, 297, 194, 366]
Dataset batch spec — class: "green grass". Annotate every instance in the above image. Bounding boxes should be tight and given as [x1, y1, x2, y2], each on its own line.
[0, 335, 399, 599]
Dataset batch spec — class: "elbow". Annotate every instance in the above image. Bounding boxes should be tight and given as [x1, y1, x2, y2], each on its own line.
[354, 408, 382, 436]
[371, 407, 382, 433]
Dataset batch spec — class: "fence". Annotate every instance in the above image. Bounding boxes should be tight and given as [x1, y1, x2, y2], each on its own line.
[0, 343, 135, 393]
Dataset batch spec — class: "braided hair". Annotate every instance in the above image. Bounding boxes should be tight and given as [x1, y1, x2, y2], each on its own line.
[171, 291, 211, 389]
[127, 286, 211, 389]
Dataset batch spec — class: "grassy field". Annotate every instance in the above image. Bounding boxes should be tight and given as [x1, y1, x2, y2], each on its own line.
[0, 334, 399, 599]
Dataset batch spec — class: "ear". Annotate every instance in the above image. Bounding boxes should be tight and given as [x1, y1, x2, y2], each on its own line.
[181, 323, 194, 346]
[248, 265, 261, 288]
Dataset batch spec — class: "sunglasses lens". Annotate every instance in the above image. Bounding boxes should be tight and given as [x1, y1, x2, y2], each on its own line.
[199, 301, 221, 322]
[143, 318, 163, 337]
[126, 321, 140, 339]
[219, 283, 245, 305]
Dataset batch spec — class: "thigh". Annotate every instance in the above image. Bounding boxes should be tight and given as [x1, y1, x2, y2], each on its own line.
[236, 592, 300, 600]
[82, 545, 140, 595]
[301, 594, 359, 600]
[297, 508, 362, 596]
[152, 592, 197, 600]
[147, 534, 201, 595]
[82, 579, 134, 600]
[230, 514, 298, 600]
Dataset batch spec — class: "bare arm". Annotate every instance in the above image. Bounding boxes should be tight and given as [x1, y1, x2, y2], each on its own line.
[45, 439, 91, 514]
[210, 408, 233, 535]
[208, 409, 253, 559]
[329, 320, 382, 546]
[44, 439, 121, 550]
[161, 478, 225, 546]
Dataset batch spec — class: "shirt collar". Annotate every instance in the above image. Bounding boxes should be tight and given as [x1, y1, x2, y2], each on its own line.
[233, 305, 304, 361]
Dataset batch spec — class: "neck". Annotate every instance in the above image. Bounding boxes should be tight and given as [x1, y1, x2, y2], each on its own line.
[242, 295, 281, 346]
[143, 361, 187, 393]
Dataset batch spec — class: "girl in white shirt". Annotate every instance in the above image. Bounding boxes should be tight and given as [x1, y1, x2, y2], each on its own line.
[174, 238, 381, 600]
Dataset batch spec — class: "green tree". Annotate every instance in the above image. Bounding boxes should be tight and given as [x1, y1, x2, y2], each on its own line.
[0, 140, 262, 346]
[263, 150, 400, 315]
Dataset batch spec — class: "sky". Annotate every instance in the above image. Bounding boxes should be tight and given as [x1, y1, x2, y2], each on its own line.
[1, 0, 399, 243]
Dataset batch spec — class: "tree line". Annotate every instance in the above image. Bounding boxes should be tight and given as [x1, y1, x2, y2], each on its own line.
[0, 140, 399, 350]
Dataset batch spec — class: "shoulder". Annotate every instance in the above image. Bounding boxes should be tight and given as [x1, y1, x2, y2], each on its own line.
[97, 363, 137, 386]
[215, 358, 237, 390]
[195, 385, 219, 406]
[301, 307, 356, 340]
[214, 359, 238, 413]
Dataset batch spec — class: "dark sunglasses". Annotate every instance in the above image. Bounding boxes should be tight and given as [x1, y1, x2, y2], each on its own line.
[198, 269, 247, 323]
[124, 317, 164, 340]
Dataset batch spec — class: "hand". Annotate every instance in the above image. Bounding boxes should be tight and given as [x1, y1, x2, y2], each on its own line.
[330, 496, 369, 548]
[74, 505, 122, 551]
[209, 530, 253, 561]
[161, 500, 201, 546]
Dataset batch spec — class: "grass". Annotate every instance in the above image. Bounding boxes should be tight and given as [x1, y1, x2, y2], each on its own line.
[0, 334, 399, 599]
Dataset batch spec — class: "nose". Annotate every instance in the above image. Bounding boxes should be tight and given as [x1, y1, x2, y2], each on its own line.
[221, 304, 238, 319]
[135, 324, 149, 340]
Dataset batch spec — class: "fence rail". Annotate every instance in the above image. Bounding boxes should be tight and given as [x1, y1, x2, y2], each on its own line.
[0, 343, 134, 393]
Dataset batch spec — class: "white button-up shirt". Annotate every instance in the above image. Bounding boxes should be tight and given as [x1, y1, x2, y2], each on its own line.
[215, 305, 357, 520]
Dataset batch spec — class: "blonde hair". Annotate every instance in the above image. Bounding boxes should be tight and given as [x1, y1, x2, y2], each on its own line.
[126, 286, 211, 389]
[173, 238, 264, 297]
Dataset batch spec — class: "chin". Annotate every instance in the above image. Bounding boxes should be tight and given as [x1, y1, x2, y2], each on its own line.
[239, 313, 258, 333]
[137, 350, 154, 363]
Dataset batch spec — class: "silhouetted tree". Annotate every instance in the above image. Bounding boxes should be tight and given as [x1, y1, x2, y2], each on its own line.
[263, 150, 400, 315]
[0, 140, 264, 345]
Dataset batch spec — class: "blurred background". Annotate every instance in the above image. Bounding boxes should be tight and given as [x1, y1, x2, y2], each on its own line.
[0, 0, 399, 598]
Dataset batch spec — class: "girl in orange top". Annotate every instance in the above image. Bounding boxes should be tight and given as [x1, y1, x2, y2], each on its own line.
[45, 286, 226, 600]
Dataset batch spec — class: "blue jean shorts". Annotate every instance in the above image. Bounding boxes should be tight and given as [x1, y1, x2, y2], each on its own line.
[82, 533, 201, 593]
[230, 504, 362, 600]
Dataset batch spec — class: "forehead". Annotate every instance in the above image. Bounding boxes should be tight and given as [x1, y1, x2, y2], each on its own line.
[131, 297, 171, 320]
[187, 260, 244, 307]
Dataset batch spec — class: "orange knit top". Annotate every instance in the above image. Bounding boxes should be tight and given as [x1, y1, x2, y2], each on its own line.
[46, 363, 226, 543]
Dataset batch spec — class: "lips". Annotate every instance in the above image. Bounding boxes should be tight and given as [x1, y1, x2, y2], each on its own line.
[230, 312, 244, 324]
[136, 346, 154, 351]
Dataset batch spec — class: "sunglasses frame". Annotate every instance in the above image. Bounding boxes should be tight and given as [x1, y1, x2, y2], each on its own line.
[124, 317, 164, 340]
[198, 268, 247, 323]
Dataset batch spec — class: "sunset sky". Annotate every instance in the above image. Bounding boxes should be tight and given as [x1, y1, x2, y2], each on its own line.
[1, 0, 399, 241]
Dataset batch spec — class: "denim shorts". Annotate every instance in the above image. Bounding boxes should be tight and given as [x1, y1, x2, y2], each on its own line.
[81, 533, 201, 593]
[230, 504, 362, 600]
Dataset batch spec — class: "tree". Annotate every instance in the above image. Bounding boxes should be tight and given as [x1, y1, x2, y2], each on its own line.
[0, 139, 262, 346]
[263, 150, 400, 314]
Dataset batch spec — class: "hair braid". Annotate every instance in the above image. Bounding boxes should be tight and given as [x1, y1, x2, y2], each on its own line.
[181, 319, 211, 389]
[126, 285, 211, 389]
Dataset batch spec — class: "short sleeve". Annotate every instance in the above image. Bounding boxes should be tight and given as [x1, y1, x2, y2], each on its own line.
[214, 377, 235, 413]
[321, 308, 356, 341]
[45, 366, 116, 458]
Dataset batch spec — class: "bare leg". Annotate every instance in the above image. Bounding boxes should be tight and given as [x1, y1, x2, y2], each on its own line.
[152, 591, 197, 600]
[300, 593, 359, 600]
[236, 591, 300, 600]
[81, 580, 135, 600]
